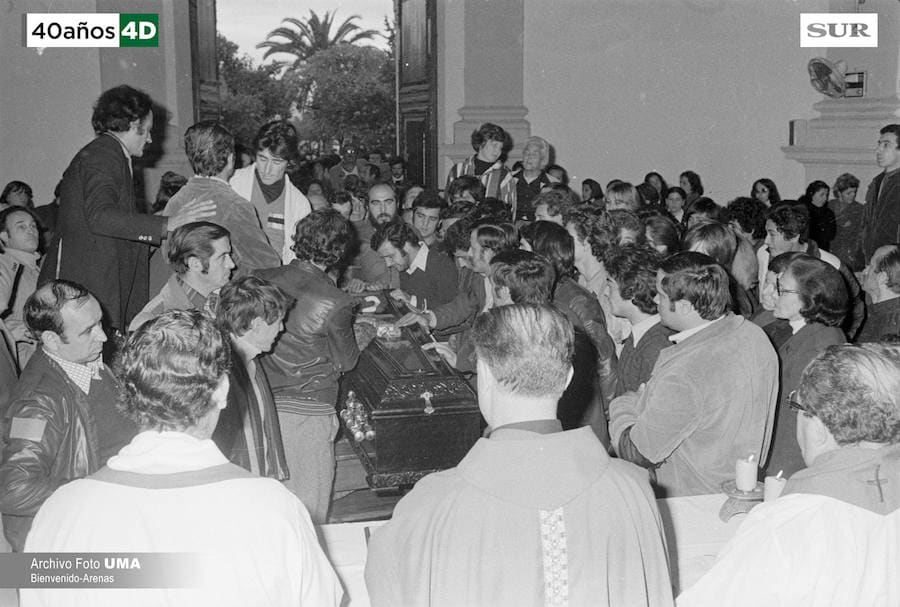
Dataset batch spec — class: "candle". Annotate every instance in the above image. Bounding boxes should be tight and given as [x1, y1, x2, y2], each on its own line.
[735, 453, 758, 492]
[764, 470, 787, 502]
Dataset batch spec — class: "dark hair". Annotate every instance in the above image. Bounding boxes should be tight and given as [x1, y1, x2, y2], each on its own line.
[607, 209, 645, 245]
[872, 245, 900, 294]
[635, 182, 659, 206]
[472, 221, 517, 256]
[24, 279, 92, 341]
[371, 219, 419, 252]
[472, 304, 573, 396]
[784, 255, 848, 327]
[750, 178, 782, 205]
[582, 179, 603, 201]
[531, 221, 576, 279]
[0, 181, 33, 207]
[563, 207, 617, 264]
[184, 121, 235, 177]
[879, 124, 900, 147]
[767, 251, 805, 274]
[832, 173, 860, 198]
[91, 84, 153, 134]
[217, 275, 290, 337]
[546, 164, 569, 186]
[117, 310, 231, 431]
[643, 214, 682, 255]
[726, 196, 767, 240]
[605, 245, 664, 315]
[683, 221, 737, 267]
[445, 199, 477, 220]
[254, 120, 299, 168]
[489, 249, 556, 305]
[680, 170, 704, 196]
[447, 175, 485, 203]
[664, 186, 687, 203]
[167, 222, 231, 275]
[767, 203, 809, 243]
[292, 208, 353, 268]
[799, 343, 900, 445]
[152, 171, 188, 213]
[685, 197, 725, 224]
[644, 172, 669, 195]
[388, 156, 406, 168]
[534, 188, 580, 218]
[659, 251, 731, 320]
[473, 198, 512, 223]
[470, 122, 513, 156]
[799, 180, 830, 206]
[443, 215, 474, 255]
[411, 190, 446, 213]
[0, 206, 40, 253]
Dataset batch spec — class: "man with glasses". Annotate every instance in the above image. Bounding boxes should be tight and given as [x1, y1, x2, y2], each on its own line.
[680, 343, 900, 606]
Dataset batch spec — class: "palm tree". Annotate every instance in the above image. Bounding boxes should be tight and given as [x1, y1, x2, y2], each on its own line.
[257, 10, 380, 67]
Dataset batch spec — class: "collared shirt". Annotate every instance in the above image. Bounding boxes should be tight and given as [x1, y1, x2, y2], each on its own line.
[43, 347, 104, 395]
[789, 318, 806, 334]
[405, 242, 429, 275]
[104, 132, 132, 175]
[177, 276, 219, 317]
[631, 314, 661, 347]
[669, 315, 725, 344]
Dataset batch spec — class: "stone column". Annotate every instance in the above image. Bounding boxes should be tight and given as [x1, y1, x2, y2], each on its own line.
[440, 0, 531, 180]
[783, 3, 900, 183]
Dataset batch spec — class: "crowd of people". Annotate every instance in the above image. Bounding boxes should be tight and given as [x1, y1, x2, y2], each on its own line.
[0, 84, 899, 606]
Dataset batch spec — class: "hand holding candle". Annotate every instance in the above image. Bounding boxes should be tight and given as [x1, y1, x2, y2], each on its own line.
[735, 453, 758, 492]
[764, 469, 787, 501]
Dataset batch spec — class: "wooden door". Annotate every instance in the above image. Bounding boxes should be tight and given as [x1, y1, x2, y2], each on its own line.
[397, 0, 437, 189]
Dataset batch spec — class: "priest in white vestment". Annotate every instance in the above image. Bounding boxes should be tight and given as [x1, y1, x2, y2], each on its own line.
[365, 303, 673, 607]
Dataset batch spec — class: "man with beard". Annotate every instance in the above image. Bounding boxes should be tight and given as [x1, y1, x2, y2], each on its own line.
[346, 182, 401, 292]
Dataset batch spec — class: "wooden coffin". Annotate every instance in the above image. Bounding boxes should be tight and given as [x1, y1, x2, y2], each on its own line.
[338, 311, 481, 492]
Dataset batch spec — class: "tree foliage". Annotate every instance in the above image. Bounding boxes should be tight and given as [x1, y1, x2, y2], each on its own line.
[257, 10, 380, 68]
[294, 44, 394, 153]
[216, 33, 297, 146]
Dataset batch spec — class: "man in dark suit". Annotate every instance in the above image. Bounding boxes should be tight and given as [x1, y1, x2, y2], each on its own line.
[213, 275, 290, 480]
[39, 85, 212, 334]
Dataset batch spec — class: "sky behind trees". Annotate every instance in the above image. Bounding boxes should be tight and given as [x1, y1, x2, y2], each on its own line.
[216, 0, 391, 66]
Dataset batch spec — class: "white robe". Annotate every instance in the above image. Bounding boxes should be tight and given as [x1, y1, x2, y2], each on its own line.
[21, 431, 342, 607]
[365, 426, 674, 607]
[677, 494, 900, 607]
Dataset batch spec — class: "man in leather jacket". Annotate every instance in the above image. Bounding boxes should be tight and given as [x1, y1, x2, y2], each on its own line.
[256, 209, 360, 524]
[0, 280, 133, 550]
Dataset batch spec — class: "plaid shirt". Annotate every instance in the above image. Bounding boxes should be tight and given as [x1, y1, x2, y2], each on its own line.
[43, 348, 105, 395]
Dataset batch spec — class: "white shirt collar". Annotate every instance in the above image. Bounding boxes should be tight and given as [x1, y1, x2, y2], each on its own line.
[669, 315, 725, 344]
[631, 314, 661, 346]
[789, 318, 806, 334]
[406, 242, 429, 275]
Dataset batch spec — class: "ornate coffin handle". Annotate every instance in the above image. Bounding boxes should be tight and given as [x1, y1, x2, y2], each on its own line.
[421, 391, 435, 415]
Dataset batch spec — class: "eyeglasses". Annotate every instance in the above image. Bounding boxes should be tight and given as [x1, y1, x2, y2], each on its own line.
[776, 277, 800, 296]
[787, 390, 809, 413]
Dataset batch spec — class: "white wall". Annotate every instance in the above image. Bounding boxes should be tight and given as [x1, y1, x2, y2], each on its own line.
[523, 0, 829, 203]
[0, 0, 101, 205]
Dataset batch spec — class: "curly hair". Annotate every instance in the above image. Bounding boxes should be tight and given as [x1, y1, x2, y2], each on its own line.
[605, 244, 664, 315]
[563, 207, 617, 264]
[91, 85, 153, 134]
[726, 196, 767, 240]
[291, 208, 354, 268]
[117, 309, 231, 431]
[832, 173, 860, 198]
[784, 255, 848, 327]
[470, 122, 513, 155]
[799, 343, 900, 445]
[767, 203, 809, 243]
